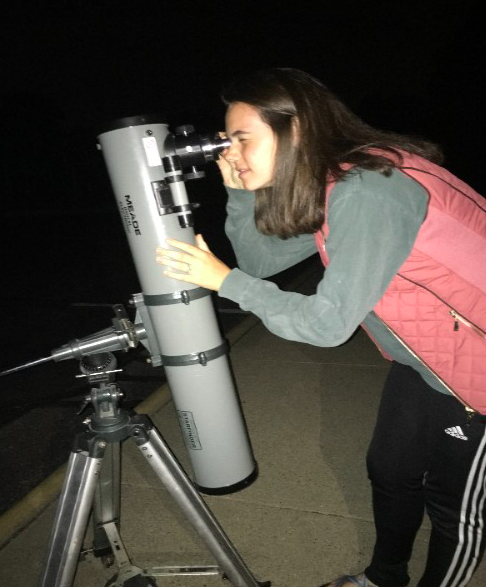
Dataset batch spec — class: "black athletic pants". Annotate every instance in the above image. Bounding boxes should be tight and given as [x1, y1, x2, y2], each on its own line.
[364, 362, 486, 587]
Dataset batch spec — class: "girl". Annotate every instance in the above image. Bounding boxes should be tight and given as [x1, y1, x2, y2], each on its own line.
[156, 68, 486, 587]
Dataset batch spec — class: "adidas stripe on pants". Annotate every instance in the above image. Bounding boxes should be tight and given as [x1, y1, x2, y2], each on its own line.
[364, 362, 486, 587]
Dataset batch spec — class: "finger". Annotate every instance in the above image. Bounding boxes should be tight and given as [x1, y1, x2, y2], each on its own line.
[216, 153, 230, 168]
[164, 238, 203, 257]
[154, 248, 189, 263]
[218, 152, 236, 164]
[162, 270, 194, 283]
[155, 256, 190, 272]
[155, 242, 199, 262]
[195, 234, 210, 252]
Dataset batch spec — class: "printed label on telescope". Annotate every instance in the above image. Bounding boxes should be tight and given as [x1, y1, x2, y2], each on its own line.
[142, 136, 162, 167]
[177, 410, 202, 450]
[119, 195, 142, 235]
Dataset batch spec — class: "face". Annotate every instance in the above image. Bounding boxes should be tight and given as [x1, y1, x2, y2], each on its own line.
[224, 102, 276, 190]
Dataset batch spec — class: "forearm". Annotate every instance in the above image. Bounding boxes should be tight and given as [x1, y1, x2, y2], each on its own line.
[219, 268, 354, 346]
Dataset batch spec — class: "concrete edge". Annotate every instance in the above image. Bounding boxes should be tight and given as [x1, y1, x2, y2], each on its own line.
[0, 259, 320, 549]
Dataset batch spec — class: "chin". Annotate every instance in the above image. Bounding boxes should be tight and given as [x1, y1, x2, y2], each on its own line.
[243, 179, 270, 191]
[242, 180, 256, 191]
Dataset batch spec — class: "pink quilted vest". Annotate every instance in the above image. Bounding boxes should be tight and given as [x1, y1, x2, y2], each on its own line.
[315, 153, 486, 413]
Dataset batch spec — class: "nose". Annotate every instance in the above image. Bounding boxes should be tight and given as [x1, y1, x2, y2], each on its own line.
[224, 142, 240, 162]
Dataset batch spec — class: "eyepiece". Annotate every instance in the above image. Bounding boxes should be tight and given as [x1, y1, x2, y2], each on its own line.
[209, 134, 231, 156]
[171, 127, 231, 168]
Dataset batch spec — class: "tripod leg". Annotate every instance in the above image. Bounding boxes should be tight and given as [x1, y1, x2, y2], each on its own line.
[92, 441, 121, 560]
[38, 436, 105, 587]
[130, 415, 267, 587]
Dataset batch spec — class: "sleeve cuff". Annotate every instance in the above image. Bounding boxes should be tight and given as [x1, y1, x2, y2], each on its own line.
[219, 268, 254, 304]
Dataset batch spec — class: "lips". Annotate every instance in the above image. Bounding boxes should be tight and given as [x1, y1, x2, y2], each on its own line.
[237, 168, 249, 176]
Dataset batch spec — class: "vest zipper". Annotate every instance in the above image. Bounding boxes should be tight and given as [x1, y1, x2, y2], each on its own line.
[373, 314, 476, 413]
[397, 273, 486, 341]
[449, 310, 486, 340]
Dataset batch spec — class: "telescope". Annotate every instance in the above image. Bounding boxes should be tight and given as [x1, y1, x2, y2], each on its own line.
[2, 115, 270, 587]
[97, 116, 256, 493]
[3, 116, 257, 495]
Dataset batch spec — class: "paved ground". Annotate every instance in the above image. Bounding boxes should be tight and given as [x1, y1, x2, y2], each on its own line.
[1, 259, 485, 587]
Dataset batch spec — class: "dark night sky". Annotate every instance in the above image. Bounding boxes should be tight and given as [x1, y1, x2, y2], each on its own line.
[0, 0, 484, 300]
[2, 2, 484, 149]
[2, 1, 484, 127]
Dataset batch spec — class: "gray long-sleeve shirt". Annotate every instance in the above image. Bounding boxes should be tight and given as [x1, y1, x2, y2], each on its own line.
[218, 167, 452, 396]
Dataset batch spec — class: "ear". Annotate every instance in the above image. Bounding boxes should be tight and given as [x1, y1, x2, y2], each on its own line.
[291, 116, 300, 146]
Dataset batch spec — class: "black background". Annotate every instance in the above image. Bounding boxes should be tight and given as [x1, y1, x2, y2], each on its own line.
[0, 0, 485, 511]
[2, 1, 485, 213]
[2, 0, 484, 330]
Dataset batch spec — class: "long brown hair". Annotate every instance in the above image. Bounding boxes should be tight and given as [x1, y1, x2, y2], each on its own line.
[221, 68, 443, 238]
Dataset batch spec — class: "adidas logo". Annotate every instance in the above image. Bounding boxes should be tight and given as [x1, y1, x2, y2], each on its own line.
[445, 426, 468, 440]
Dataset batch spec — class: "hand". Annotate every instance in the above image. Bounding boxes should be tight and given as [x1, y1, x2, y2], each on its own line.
[216, 132, 244, 189]
[155, 234, 231, 292]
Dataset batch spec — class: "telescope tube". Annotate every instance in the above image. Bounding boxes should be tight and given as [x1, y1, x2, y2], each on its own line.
[97, 116, 256, 493]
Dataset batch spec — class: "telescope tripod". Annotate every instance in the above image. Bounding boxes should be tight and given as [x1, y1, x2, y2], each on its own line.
[38, 353, 269, 587]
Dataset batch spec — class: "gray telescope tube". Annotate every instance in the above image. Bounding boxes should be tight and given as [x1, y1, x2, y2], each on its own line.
[97, 116, 256, 493]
